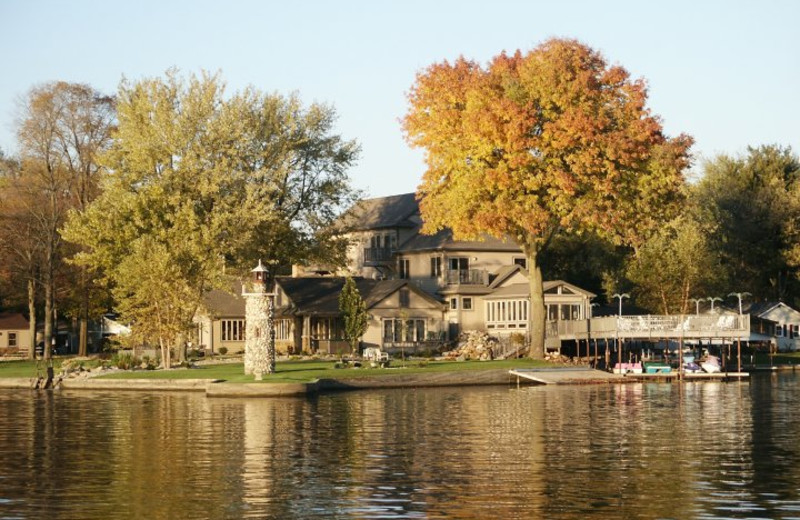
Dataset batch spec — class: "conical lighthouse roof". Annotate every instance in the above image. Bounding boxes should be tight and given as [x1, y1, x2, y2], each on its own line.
[251, 259, 269, 274]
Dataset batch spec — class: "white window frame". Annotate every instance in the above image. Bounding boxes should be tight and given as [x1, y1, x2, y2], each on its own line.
[485, 299, 529, 330]
[8, 332, 17, 347]
[275, 319, 292, 341]
[221, 319, 245, 341]
[462, 297, 473, 311]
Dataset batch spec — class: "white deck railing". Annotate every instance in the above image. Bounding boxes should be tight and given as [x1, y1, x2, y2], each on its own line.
[555, 314, 750, 340]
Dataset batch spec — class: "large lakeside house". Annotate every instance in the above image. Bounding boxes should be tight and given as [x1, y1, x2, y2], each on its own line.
[194, 192, 800, 357]
[195, 192, 594, 356]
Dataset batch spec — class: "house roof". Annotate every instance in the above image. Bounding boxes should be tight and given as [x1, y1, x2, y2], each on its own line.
[438, 285, 493, 297]
[276, 276, 375, 316]
[480, 279, 597, 300]
[339, 193, 420, 231]
[0, 312, 29, 330]
[742, 301, 793, 317]
[202, 281, 246, 318]
[276, 276, 444, 317]
[398, 228, 522, 253]
[489, 265, 526, 289]
[543, 280, 597, 298]
[483, 283, 530, 300]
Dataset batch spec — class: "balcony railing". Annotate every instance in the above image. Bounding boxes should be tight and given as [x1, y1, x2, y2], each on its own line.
[363, 247, 395, 264]
[445, 269, 488, 285]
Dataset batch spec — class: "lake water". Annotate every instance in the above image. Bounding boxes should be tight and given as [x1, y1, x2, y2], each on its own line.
[2, 373, 800, 519]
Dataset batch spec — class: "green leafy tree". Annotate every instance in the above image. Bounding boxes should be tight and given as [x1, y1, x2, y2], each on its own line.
[626, 215, 721, 314]
[64, 71, 359, 368]
[339, 277, 369, 355]
[539, 232, 626, 303]
[403, 38, 692, 357]
[694, 145, 800, 304]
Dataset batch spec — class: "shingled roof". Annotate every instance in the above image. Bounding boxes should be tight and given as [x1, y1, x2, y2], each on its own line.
[339, 193, 420, 231]
[0, 312, 29, 330]
[202, 281, 246, 318]
[275, 276, 442, 316]
[398, 228, 522, 253]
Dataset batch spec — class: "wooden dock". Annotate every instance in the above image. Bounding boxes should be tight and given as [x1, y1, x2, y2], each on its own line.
[509, 368, 749, 385]
[509, 368, 625, 385]
[631, 371, 749, 382]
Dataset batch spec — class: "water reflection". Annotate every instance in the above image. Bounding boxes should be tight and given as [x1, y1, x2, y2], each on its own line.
[1, 375, 800, 519]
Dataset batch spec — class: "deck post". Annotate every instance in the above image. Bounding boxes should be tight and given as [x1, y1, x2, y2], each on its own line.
[679, 330, 684, 382]
[737, 337, 742, 374]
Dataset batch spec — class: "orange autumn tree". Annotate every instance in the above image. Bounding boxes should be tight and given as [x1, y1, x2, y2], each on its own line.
[403, 38, 692, 358]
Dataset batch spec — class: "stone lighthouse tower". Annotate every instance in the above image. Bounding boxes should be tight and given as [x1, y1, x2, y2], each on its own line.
[243, 260, 276, 379]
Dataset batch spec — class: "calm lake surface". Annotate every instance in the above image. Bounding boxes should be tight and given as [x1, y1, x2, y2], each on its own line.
[2, 373, 800, 519]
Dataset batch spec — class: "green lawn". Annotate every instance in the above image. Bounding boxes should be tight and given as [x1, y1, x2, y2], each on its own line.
[0, 359, 62, 378]
[0, 357, 550, 383]
[95, 358, 551, 384]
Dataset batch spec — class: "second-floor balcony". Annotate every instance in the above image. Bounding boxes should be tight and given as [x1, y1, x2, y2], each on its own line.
[363, 247, 395, 264]
[445, 268, 488, 286]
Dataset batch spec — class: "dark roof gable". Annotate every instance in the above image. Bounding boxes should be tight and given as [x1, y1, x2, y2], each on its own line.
[398, 228, 522, 253]
[340, 193, 419, 231]
[276, 276, 443, 316]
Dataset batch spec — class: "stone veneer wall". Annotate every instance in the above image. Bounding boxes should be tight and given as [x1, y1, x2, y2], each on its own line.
[244, 291, 270, 378]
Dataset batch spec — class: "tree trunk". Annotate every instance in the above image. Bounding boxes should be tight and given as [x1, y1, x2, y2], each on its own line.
[527, 249, 545, 360]
[27, 278, 36, 360]
[160, 337, 172, 369]
[79, 319, 88, 357]
[78, 267, 88, 356]
[43, 273, 53, 361]
[176, 334, 186, 364]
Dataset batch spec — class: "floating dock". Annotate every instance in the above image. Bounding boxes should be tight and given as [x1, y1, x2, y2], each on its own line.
[509, 368, 749, 385]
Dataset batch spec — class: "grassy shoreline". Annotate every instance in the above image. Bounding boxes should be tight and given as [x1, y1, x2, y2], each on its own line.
[0, 357, 552, 384]
[3, 352, 798, 386]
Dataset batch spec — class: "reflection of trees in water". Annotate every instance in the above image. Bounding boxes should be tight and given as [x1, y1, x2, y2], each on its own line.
[748, 373, 800, 508]
[527, 382, 756, 519]
[5, 377, 800, 519]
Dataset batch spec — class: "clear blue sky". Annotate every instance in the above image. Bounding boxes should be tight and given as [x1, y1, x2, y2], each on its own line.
[1, 0, 797, 196]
